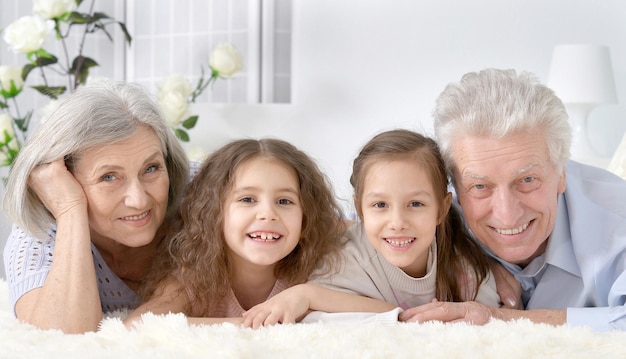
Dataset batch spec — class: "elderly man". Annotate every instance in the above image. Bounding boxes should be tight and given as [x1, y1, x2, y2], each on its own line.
[400, 68, 626, 332]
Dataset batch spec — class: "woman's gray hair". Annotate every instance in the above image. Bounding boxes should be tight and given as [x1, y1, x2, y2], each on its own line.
[3, 80, 189, 238]
[433, 68, 572, 183]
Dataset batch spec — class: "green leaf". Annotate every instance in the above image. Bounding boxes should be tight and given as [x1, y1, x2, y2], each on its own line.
[0, 100, 7, 109]
[70, 56, 99, 86]
[117, 22, 132, 45]
[75, 0, 84, 7]
[31, 86, 66, 100]
[65, 11, 89, 25]
[175, 129, 190, 142]
[90, 12, 112, 23]
[14, 111, 32, 132]
[22, 64, 36, 81]
[182, 116, 198, 130]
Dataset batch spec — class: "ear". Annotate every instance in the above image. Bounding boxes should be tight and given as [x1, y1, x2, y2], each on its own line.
[439, 192, 453, 225]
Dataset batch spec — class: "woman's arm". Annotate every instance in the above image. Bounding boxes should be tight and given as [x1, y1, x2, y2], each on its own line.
[242, 283, 397, 328]
[14, 159, 100, 334]
[125, 278, 245, 327]
[124, 277, 191, 325]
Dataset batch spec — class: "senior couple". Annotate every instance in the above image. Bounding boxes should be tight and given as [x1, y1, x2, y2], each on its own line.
[3, 68, 626, 333]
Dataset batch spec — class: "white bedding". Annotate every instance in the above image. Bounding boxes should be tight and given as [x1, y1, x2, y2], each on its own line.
[1, 279, 625, 358]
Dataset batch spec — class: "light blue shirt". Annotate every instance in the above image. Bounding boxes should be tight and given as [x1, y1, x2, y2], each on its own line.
[485, 160, 626, 332]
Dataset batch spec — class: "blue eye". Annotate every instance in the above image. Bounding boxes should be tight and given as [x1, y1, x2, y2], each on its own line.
[474, 184, 485, 190]
[522, 176, 534, 183]
[409, 201, 423, 207]
[145, 163, 164, 174]
[102, 174, 116, 182]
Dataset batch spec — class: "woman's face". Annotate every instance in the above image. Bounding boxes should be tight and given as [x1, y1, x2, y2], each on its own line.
[72, 126, 170, 248]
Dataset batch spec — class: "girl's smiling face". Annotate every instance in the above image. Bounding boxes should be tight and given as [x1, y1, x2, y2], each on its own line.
[222, 156, 303, 271]
[361, 158, 443, 278]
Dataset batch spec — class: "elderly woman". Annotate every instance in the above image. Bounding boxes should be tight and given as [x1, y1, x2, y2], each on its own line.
[2, 80, 191, 334]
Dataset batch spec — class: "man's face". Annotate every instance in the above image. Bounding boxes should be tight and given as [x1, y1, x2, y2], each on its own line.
[451, 131, 566, 266]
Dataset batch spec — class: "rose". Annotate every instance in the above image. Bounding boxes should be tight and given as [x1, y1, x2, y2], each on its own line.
[209, 43, 243, 78]
[159, 74, 193, 101]
[187, 146, 209, 163]
[158, 91, 189, 128]
[0, 66, 24, 98]
[0, 113, 18, 166]
[3, 15, 54, 54]
[33, 0, 77, 20]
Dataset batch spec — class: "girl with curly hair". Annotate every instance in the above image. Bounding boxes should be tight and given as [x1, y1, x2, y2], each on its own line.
[125, 138, 393, 325]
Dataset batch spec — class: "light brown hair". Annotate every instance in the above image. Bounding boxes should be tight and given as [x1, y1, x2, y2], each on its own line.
[351, 129, 489, 301]
[141, 138, 346, 313]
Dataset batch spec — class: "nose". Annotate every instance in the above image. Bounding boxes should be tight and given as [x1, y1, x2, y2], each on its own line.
[388, 207, 408, 231]
[256, 201, 278, 221]
[123, 179, 149, 209]
[490, 187, 523, 226]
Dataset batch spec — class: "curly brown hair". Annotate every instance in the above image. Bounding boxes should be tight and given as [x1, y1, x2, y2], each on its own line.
[350, 129, 489, 302]
[140, 138, 346, 313]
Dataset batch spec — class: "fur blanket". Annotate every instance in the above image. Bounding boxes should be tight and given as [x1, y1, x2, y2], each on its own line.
[1, 280, 625, 358]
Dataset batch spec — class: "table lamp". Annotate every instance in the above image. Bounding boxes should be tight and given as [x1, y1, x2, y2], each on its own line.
[547, 44, 618, 159]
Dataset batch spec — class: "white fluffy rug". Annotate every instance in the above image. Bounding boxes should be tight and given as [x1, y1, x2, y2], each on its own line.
[1, 280, 626, 358]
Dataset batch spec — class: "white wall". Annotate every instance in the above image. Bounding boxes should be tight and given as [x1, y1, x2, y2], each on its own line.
[186, 0, 626, 215]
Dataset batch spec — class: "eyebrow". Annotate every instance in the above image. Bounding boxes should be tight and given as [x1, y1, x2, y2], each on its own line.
[462, 162, 541, 181]
[363, 190, 432, 198]
[232, 186, 300, 195]
[514, 162, 540, 176]
[91, 151, 163, 174]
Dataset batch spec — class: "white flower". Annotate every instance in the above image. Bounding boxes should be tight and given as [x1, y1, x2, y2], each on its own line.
[0, 66, 24, 93]
[0, 113, 15, 138]
[187, 146, 209, 163]
[0, 113, 18, 165]
[33, 0, 77, 19]
[158, 91, 189, 127]
[3, 15, 54, 54]
[209, 43, 243, 78]
[39, 99, 60, 123]
[158, 74, 193, 101]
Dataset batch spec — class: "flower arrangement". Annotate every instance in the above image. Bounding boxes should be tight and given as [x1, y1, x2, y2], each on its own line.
[0, 0, 131, 168]
[0, 0, 243, 172]
[158, 43, 243, 142]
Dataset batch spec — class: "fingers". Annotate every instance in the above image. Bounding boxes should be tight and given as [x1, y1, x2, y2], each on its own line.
[490, 261, 519, 309]
[28, 158, 87, 219]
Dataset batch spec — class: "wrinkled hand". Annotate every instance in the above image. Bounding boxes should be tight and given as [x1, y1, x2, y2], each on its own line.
[491, 261, 523, 309]
[28, 158, 87, 219]
[242, 285, 310, 329]
[398, 299, 496, 325]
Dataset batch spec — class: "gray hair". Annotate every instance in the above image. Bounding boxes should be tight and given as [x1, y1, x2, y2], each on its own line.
[3, 80, 189, 238]
[433, 68, 571, 183]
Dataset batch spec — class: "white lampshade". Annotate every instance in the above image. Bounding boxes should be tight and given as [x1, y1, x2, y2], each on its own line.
[547, 44, 618, 159]
[548, 44, 617, 105]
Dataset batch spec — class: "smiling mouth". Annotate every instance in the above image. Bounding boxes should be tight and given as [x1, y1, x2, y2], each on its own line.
[120, 211, 149, 221]
[495, 221, 530, 235]
[384, 238, 416, 247]
[248, 231, 282, 242]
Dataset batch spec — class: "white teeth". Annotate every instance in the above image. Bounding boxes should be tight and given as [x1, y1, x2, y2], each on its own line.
[248, 232, 281, 241]
[122, 211, 149, 221]
[495, 222, 529, 235]
[385, 238, 415, 247]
